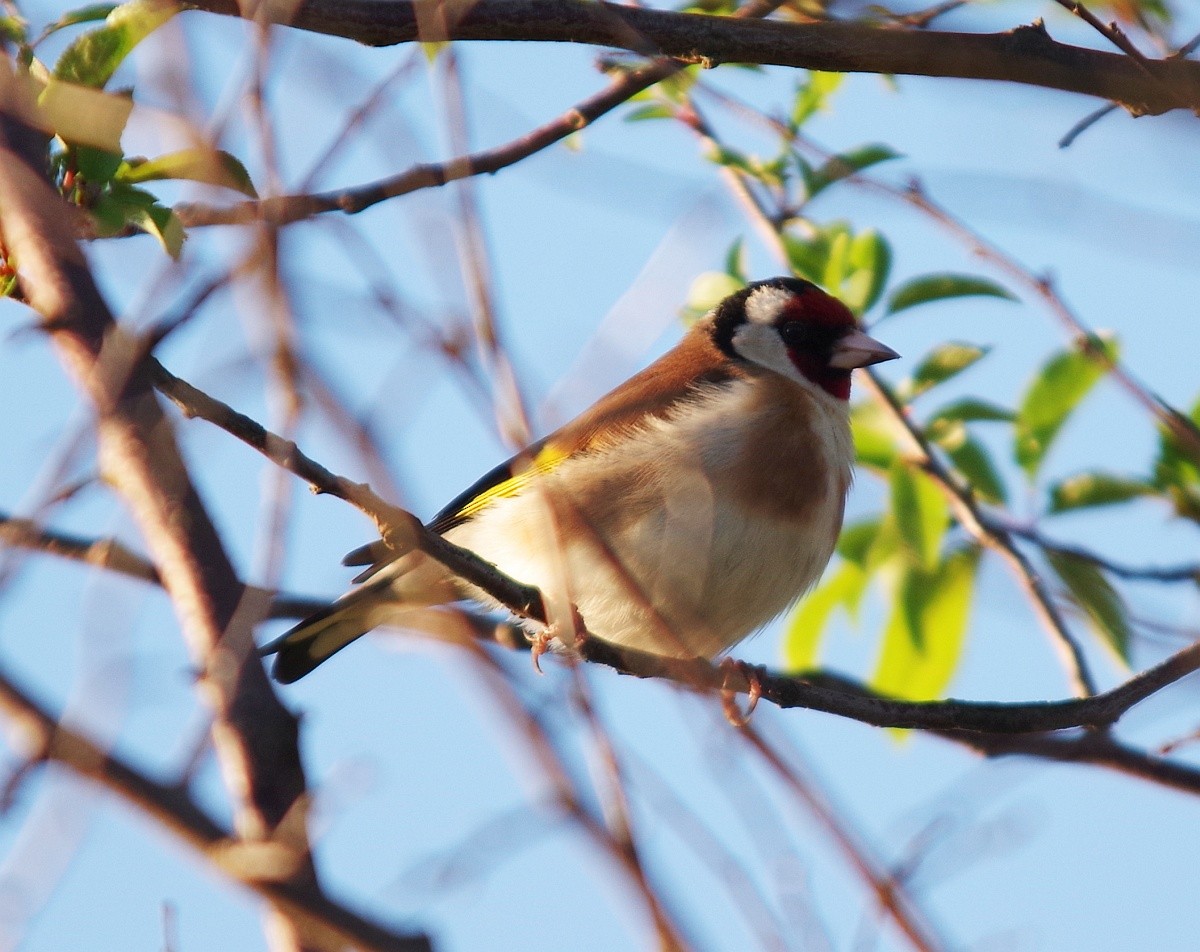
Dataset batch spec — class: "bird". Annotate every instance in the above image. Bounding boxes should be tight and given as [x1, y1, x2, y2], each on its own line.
[265, 277, 898, 683]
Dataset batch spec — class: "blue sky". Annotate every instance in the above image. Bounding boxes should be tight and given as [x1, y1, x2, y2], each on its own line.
[2, 2, 1200, 950]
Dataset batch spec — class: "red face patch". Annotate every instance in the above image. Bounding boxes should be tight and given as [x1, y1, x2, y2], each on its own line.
[779, 288, 857, 330]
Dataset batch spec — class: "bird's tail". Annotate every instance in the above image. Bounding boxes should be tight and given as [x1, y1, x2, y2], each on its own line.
[262, 605, 370, 684]
[262, 552, 455, 683]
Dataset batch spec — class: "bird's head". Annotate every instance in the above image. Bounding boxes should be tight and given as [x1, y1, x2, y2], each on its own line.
[709, 277, 899, 400]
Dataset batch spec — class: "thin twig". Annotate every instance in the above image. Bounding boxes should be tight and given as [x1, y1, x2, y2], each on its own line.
[739, 725, 946, 952]
[863, 373, 1098, 697]
[1051, 0, 1155, 70]
[676, 101, 1099, 696]
[1005, 524, 1200, 584]
[177, 0, 785, 228]
[0, 664, 432, 952]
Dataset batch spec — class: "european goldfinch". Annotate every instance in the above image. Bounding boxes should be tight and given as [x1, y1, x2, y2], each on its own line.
[267, 277, 898, 683]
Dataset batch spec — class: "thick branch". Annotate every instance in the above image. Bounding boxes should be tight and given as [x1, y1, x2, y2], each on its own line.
[184, 0, 1200, 115]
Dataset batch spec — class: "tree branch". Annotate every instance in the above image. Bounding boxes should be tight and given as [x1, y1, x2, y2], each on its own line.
[177, 0, 784, 228]
[0, 54, 324, 942]
[0, 511, 328, 619]
[144, 363, 1200, 742]
[182, 0, 1200, 115]
[0, 664, 432, 952]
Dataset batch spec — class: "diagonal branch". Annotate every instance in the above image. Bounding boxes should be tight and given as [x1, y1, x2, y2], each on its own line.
[146, 363, 1200, 740]
[177, 0, 784, 228]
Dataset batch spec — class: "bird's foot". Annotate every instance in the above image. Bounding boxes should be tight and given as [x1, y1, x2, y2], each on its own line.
[530, 630, 553, 674]
[530, 605, 588, 674]
[720, 658, 763, 727]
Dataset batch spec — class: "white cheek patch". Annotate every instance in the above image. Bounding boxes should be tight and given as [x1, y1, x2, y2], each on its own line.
[743, 286, 795, 326]
[731, 323, 808, 387]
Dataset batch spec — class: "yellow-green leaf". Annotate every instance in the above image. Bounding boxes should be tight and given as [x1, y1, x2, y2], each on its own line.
[890, 462, 949, 571]
[1014, 335, 1118, 480]
[872, 548, 979, 701]
[117, 148, 257, 197]
[886, 273, 1016, 315]
[851, 400, 900, 472]
[782, 562, 865, 670]
[38, 77, 132, 152]
[55, 0, 177, 88]
[903, 343, 989, 399]
[38, 3, 117, 40]
[1049, 472, 1150, 513]
[790, 71, 843, 129]
[682, 271, 744, 323]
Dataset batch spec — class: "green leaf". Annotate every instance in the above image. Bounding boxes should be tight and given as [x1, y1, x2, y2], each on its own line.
[782, 562, 865, 670]
[836, 518, 881, 567]
[682, 271, 743, 322]
[0, 13, 27, 43]
[927, 398, 1014, 429]
[784, 223, 847, 286]
[38, 3, 117, 39]
[1049, 472, 1150, 513]
[872, 548, 979, 701]
[117, 148, 258, 197]
[805, 144, 901, 200]
[72, 144, 124, 183]
[886, 273, 1016, 316]
[1153, 399, 1200, 522]
[890, 461, 949, 571]
[1014, 334, 1119, 480]
[139, 202, 184, 258]
[836, 516, 902, 596]
[625, 104, 676, 122]
[1046, 550, 1131, 663]
[944, 434, 1007, 505]
[904, 343, 988, 399]
[851, 400, 899, 472]
[55, 0, 177, 88]
[90, 184, 184, 257]
[790, 71, 843, 129]
[840, 229, 892, 315]
[723, 237, 747, 284]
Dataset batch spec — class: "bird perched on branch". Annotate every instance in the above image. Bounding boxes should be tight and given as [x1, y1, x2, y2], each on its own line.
[264, 277, 898, 683]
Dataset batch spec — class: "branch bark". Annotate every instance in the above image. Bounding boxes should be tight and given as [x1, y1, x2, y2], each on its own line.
[183, 0, 1200, 115]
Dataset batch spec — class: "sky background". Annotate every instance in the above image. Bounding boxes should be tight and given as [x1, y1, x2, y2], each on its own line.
[1, 1, 1200, 950]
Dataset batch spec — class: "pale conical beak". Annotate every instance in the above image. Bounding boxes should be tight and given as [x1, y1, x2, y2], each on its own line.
[828, 329, 900, 370]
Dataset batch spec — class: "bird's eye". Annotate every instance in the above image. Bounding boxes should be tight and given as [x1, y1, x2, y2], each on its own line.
[778, 322, 815, 348]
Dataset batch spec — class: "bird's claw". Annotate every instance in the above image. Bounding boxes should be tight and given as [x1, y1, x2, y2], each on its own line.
[530, 630, 553, 674]
[720, 658, 763, 727]
[529, 605, 588, 674]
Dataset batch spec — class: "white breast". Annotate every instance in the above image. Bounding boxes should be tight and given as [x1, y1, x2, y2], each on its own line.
[443, 379, 851, 658]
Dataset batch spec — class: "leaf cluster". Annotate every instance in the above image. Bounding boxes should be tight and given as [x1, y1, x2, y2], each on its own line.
[0, 0, 255, 273]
